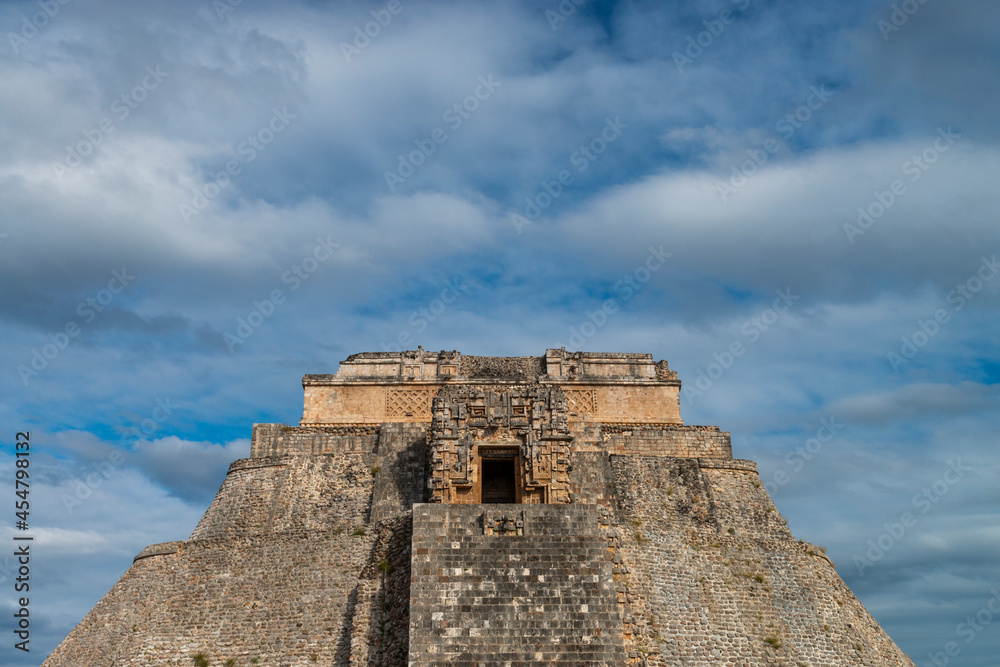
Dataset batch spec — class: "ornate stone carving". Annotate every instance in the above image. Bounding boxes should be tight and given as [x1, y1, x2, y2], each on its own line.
[436, 349, 461, 377]
[427, 385, 573, 504]
[482, 509, 525, 536]
[386, 388, 435, 418]
[564, 388, 597, 417]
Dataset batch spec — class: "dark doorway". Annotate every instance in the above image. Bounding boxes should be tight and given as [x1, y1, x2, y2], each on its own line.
[481, 459, 516, 503]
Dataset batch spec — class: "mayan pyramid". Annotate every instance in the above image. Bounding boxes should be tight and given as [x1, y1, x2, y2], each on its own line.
[44, 348, 914, 666]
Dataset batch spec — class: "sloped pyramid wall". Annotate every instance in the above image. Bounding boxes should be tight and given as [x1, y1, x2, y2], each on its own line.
[42, 434, 419, 667]
[44, 426, 914, 666]
[606, 456, 914, 665]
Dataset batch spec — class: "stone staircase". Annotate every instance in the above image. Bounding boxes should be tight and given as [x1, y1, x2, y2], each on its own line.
[409, 503, 627, 666]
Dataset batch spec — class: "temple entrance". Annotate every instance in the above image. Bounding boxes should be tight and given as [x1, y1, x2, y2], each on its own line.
[481, 459, 516, 503]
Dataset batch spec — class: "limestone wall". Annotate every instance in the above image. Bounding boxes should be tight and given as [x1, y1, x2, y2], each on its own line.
[568, 451, 618, 506]
[605, 455, 915, 666]
[460, 354, 546, 379]
[370, 423, 427, 522]
[190, 454, 375, 541]
[302, 383, 403, 425]
[43, 449, 413, 667]
[591, 383, 682, 423]
[300, 349, 683, 426]
[543, 349, 665, 379]
[255, 420, 727, 462]
[42, 531, 384, 667]
[302, 382, 682, 426]
[601, 424, 732, 458]
[250, 423, 379, 456]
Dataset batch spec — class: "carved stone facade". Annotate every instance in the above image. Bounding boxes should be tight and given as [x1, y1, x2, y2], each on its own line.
[563, 387, 597, 417]
[301, 348, 683, 426]
[385, 387, 436, 418]
[427, 385, 574, 504]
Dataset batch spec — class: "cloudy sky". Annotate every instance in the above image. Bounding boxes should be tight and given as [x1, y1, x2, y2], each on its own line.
[1, 0, 998, 664]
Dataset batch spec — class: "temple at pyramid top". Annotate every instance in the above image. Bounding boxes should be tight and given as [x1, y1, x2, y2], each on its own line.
[299, 347, 683, 426]
[248, 348, 727, 505]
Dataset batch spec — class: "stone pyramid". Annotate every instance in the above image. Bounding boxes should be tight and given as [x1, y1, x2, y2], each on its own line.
[44, 349, 914, 666]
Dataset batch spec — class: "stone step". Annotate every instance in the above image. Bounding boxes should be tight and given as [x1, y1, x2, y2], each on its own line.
[408, 503, 627, 666]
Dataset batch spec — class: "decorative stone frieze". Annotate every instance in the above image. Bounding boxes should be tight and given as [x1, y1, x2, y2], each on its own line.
[427, 385, 573, 504]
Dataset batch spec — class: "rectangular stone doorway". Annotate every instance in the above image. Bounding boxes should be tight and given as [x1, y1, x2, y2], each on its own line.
[481, 459, 516, 503]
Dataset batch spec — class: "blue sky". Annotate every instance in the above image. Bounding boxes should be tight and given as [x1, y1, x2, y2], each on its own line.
[1, 0, 999, 664]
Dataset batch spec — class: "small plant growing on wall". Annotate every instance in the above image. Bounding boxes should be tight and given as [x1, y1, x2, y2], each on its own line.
[192, 653, 210, 667]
